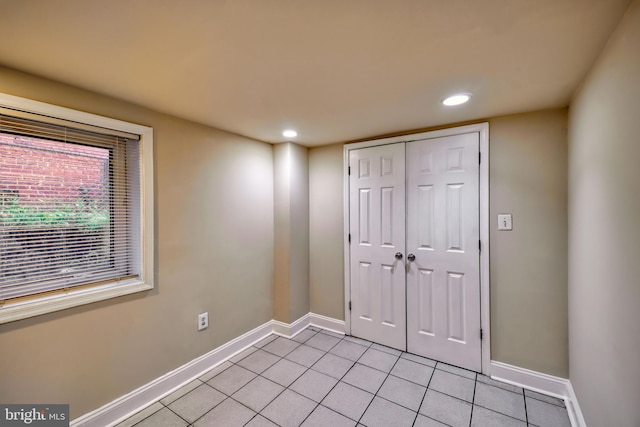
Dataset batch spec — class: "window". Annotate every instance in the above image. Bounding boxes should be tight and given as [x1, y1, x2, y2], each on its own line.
[0, 93, 153, 323]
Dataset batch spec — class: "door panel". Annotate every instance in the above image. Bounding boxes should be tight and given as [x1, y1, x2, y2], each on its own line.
[348, 133, 481, 370]
[406, 133, 481, 372]
[417, 185, 434, 249]
[358, 262, 372, 320]
[349, 144, 406, 350]
[417, 268, 435, 334]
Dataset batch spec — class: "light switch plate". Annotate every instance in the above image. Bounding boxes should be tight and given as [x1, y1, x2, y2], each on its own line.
[497, 214, 513, 231]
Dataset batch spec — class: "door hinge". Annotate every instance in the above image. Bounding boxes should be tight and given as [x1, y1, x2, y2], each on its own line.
[348, 166, 351, 175]
[479, 240, 481, 251]
[480, 329, 483, 340]
[348, 233, 351, 243]
[349, 301, 352, 311]
[479, 152, 481, 164]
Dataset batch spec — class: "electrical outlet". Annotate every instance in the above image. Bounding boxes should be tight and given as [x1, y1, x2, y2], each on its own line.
[197, 312, 208, 331]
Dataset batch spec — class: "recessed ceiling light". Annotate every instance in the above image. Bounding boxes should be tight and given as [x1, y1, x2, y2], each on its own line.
[442, 93, 471, 106]
[282, 129, 297, 138]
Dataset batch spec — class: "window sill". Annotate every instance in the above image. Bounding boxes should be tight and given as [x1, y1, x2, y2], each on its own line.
[0, 278, 153, 325]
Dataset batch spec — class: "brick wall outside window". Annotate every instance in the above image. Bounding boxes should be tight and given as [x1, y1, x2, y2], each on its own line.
[0, 134, 109, 206]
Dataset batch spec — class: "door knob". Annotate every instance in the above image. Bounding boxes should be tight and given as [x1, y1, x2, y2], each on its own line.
[395, 252, 403, 260]
[407, 253, 416, 262]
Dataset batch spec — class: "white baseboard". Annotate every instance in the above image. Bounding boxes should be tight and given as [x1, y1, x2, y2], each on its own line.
[272, 313, 310, 338]
[72, 320, 273, 427]
[262, 312, 345, 339]
[309, 312, 345, 335]
[74, 317, 589, 427]
[490, 361, 586, 427]
[565, 380, 587, 427]
[71, 313, 344, 427]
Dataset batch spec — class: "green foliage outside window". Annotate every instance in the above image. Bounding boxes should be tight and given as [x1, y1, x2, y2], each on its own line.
[0, 198, 109, 230]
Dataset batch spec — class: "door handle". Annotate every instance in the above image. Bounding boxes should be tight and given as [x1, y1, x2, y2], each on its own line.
[407, 253, 416, 262]
[395, 252, 403, 260]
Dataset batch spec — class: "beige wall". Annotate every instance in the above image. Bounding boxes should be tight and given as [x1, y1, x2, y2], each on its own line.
[489, 109, 568, 377]
[0, 66, 275, 418]
[0, 46, 596, 421]
[309, 143, 345, 320]
[568, 1, 640, 425]
[273, 143, 310, 322]
[288, 144, 310, 321]
[273, 144, 292, 322]
[308, 109, 569, 377]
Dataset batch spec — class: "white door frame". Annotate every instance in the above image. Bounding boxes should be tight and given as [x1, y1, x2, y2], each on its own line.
[343, 122, 491, 375]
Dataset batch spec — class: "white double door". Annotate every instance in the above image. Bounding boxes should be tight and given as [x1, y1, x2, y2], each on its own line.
[349, 132, 481, 372]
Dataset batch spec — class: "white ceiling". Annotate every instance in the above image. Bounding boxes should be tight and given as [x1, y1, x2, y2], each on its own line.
[0, 0, 631, 146]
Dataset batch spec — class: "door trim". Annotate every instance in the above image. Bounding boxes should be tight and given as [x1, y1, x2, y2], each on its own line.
[343, 122, 491, 374]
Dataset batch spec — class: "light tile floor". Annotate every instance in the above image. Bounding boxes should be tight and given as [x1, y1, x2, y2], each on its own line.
[117, 327, 571, 427]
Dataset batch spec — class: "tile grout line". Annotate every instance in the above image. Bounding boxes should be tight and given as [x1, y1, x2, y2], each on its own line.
[426, 379, 476, 407]
[135, 345, 430, 426]
[236, 357, 308, 427]
[123, 329, 360, 426]
[330, 353, 429, 394]
[469, 373, 478, 427]
[204, 331, 435, 426]
[524, 394, 566, 409]
[328, 347, 437, 386]
[434, 361, 478, 382]
[411, 359, 438, 427]
[472, 379, 533, 425]
[235, 329, 319, 426]
[523, 387, 529, 426]
[161, 399, 195, 426]
[355, 349, 404, 426]
[218, 327, 347, 426]
[190, 329, 320, 427]
[187, 383, 244, 425]
[340, 348, 437, 415]
[241, 329, 324, 426]
[304, 333, 410, 424]
[477, 375, 531, 398]
[122, 402, 165, 427]
[158, 377, 224, 427]
[472, 403, 532, 425]
[295, 332, 358, 426]
[315, 341, 436, 415]
[159, 377, 204, 406]
[245, 332, 438, 394]
[125, 327, 564, 427]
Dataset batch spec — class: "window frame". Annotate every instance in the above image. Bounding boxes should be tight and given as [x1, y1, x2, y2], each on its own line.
[0, 93, 154, 324]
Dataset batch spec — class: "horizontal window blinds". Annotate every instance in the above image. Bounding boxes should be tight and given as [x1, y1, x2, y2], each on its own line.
[0, 111, 141, 302]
